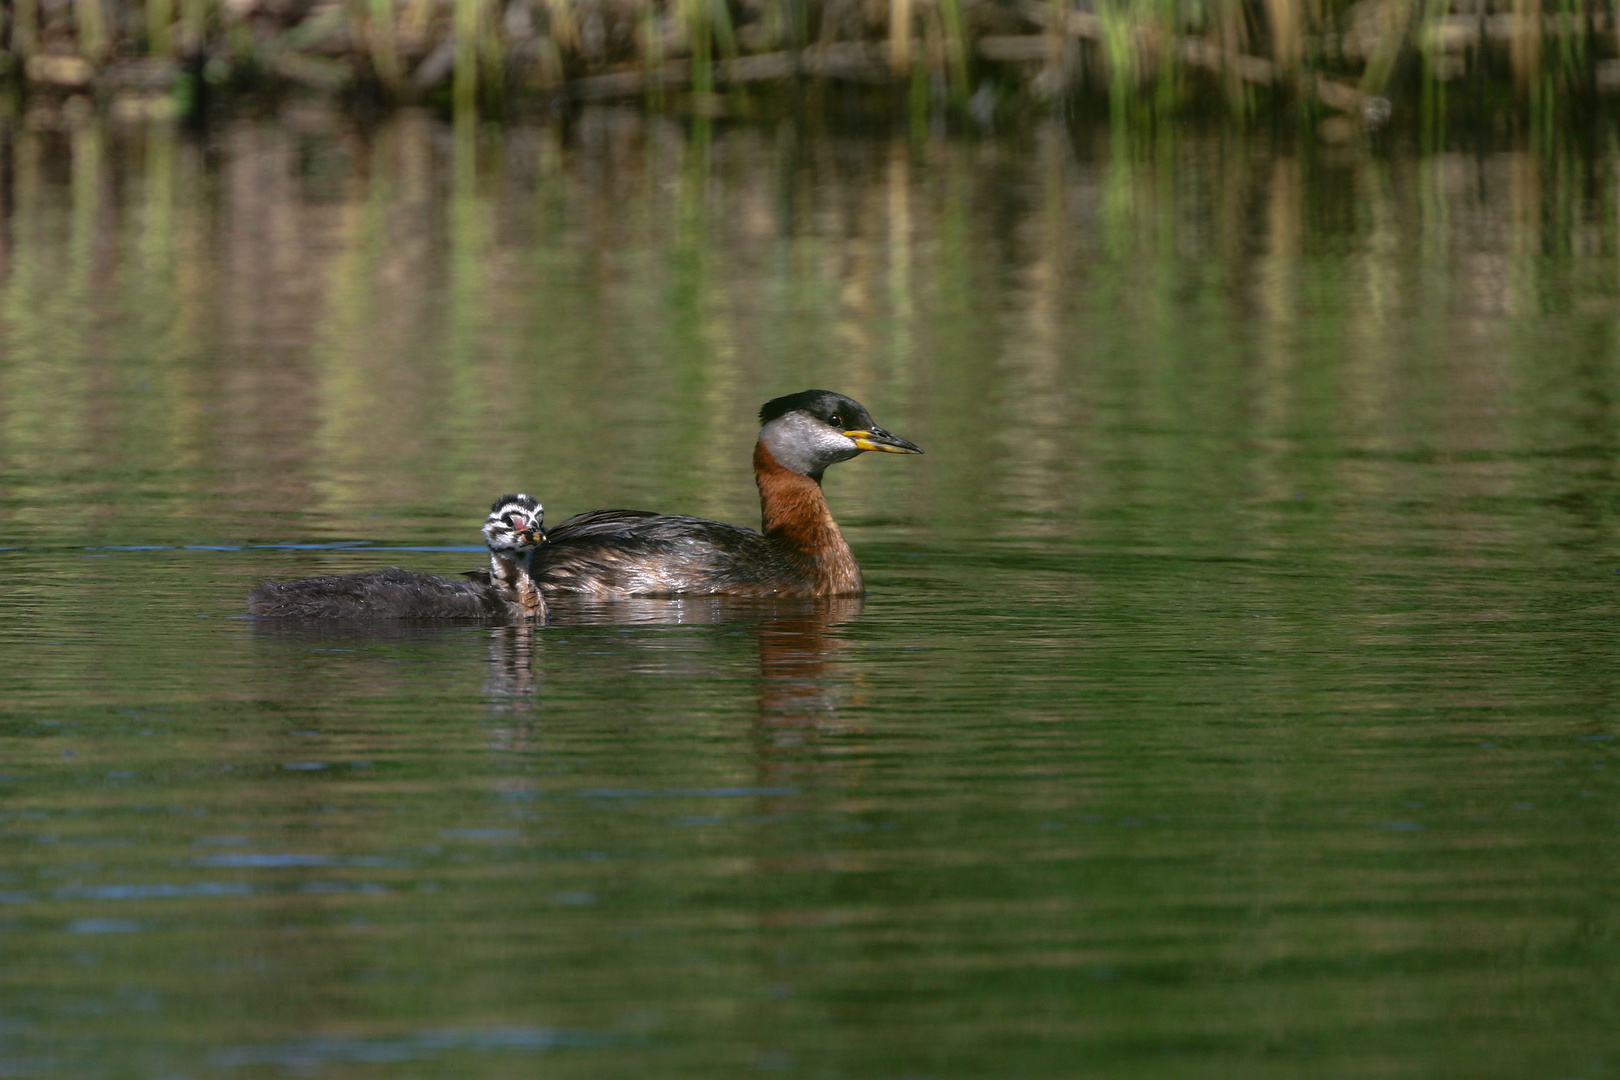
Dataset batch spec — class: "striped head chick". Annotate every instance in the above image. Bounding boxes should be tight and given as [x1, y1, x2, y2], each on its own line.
[483, 493, 547, 618]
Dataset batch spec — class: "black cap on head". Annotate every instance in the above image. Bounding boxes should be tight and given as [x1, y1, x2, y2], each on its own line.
[758, 390, 872, 429]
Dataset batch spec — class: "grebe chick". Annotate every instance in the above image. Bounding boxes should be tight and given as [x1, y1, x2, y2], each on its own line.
[248, 495, 546, 619]
[534, 390, 921, 598]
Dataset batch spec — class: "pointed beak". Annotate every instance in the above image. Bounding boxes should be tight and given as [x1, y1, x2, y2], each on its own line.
[844, 426, 923, 454]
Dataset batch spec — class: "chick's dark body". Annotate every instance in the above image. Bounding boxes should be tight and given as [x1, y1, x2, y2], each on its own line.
[247, 495, 547, 620]
[248, 566, 518, 619]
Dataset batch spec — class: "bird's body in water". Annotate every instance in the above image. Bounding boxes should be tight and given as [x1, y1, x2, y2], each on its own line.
[534, 390, 921, 598]
[248, 495, 546, 619]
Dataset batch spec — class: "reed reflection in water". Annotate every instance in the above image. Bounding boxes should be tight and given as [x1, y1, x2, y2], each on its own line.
[0, 109, 1615, 558]
[0, 108, 1618, 1078]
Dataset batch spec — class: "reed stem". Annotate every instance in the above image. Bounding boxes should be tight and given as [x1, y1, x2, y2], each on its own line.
[368, 0, 402, 88]
[179, 0, 206, 55]
[13, 0, 38, 56]
[3, 0, 1618, 126]
[148, 0, 174, 56]
[937, 0, 968, 102]
[454, 0, 481, 111]
[76, 0, 110, 59]
[890, 0, 912, 73]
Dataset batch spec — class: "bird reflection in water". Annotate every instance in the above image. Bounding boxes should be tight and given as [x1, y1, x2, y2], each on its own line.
[484, 622, 543, 708]
[476, 596, 864, 763]
[746, 597, 865, 771]
[485, 596, 864, 745]
[251, 597, 867, 767]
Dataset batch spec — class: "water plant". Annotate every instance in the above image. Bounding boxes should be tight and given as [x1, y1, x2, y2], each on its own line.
[5, 0, 1620, 124]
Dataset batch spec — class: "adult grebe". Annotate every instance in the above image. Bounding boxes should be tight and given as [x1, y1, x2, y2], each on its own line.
[533, 390, 921, 598]
[248, 495, 547, 619]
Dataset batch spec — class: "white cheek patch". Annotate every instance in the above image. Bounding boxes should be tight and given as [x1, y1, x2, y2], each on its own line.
[817, 426, 857, 454]
[761, 413, 860, 475]
[484, 518, 518, 549]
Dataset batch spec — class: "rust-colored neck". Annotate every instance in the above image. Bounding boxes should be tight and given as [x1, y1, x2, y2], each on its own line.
[754, 440, 864, 597]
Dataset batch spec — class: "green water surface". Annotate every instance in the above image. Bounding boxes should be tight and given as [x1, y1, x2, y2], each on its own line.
[0, 112, 1617, 1078]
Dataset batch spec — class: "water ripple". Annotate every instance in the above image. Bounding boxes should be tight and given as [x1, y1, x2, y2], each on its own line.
[190, 854, 408, 869]
[210, 1026, 615, 1068]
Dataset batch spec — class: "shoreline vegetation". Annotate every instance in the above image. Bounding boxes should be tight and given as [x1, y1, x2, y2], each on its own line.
[6, 0, 1620, 127]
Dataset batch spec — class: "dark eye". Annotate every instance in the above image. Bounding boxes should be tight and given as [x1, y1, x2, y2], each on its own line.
[829, 413, 842, 428]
